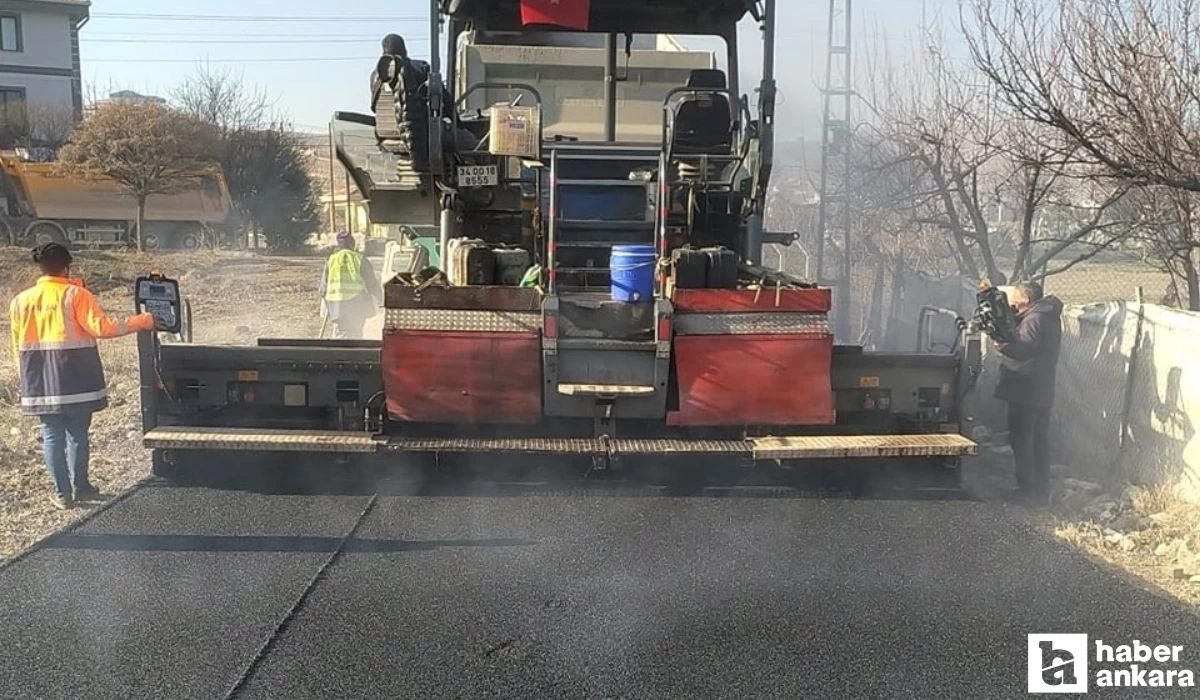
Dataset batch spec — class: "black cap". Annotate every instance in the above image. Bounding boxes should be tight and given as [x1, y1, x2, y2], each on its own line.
[32, 242, 72, 272]
[382, 34, 407, 57]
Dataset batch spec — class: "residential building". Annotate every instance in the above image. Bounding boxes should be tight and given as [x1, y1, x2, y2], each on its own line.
[84, 89, 168, 116]
[102, 89, 166, 105]
[0, 0, 89, 146]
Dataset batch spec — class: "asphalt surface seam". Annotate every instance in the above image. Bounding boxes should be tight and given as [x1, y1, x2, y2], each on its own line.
[222, 493, 379, 700]
[0, 477, 150, 572]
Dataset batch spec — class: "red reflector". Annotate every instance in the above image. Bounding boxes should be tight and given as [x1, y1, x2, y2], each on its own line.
[657, 315, 672, 341]
[544, 314, 558, 339]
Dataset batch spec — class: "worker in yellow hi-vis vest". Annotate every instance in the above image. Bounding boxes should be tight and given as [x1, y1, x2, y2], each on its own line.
[319, 232, 381, 339]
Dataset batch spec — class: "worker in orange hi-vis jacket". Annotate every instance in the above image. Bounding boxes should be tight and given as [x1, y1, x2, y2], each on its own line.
[8, 243, 163, 510]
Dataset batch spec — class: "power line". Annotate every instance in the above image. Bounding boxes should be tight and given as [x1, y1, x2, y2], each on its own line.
[86, 31, 424, 38]
[91, 12, 426, 23]
[86, 56, 379, 64]
[86, 38, 425, 45]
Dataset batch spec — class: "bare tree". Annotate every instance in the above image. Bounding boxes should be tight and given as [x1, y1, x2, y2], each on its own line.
[1112, 186, 1200, 307]
[59, 102, 219, 251]
[173, 65, 273, 134]
[964, 0, 1200, 306]
[965, 0, 1200, 191]
[858, 22, 1134, 292]
[171, 68, 320, 250]
[23, 102, 77, 159]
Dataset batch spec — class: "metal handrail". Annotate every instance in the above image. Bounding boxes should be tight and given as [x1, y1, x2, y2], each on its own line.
[916, 306, 964, 354]
[655, 150, 669, 300]
[547, 149, 559, 294]
[455, 82, 545, 161]
[455, 82, 543, 111]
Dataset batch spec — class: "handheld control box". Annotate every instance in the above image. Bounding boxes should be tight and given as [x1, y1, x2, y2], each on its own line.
[134, 273, 182, 334]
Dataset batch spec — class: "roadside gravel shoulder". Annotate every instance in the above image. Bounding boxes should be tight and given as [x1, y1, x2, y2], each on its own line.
[0, 249, 326, 561]
[966, 449, 1200, 609]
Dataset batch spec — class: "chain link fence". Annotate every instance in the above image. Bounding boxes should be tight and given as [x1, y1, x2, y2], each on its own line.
[1042, 260, 1175, 307]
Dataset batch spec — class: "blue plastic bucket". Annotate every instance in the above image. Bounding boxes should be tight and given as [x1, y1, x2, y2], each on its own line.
[610, 244, 656, 303]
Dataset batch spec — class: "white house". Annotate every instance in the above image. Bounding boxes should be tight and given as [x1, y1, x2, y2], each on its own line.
[0, 0, 89, 144]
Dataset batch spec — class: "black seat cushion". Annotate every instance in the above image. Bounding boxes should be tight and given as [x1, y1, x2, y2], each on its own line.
[371, 55, 432, 168]
[673, 69, 732, 152]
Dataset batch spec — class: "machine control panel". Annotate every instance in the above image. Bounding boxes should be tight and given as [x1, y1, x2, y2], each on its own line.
[134, 273, 181, 334]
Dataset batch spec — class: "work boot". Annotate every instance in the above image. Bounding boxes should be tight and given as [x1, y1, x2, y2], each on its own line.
[50, 493, 72, 510]
[74, 484, 103, 502]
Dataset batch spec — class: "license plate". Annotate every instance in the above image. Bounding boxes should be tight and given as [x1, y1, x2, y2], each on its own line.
[458, 165, 498, 187]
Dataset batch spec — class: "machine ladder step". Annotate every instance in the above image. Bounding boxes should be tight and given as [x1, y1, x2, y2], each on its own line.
[751, 434, 978, 459]
[557, 338, 656, 351]
[556, 240, 653, 249]
[556, 178, 648, 187]
[557, 220, 654, 231]
[557, 383, 656, 397]
[144, 428, 976, 459]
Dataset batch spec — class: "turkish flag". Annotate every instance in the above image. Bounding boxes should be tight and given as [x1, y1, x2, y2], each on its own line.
[520, 0, 590, 31]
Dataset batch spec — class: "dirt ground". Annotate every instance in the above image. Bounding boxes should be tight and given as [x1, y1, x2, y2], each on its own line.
[967, 449, 1200, 608]
[3, 248, 1198, 611]
[0, 248, 330, 560]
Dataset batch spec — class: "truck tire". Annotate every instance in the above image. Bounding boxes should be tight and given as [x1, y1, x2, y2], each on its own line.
[141, 232, 162, 250]
[24, 220, 68, 247]
[180, 231, 201, 250]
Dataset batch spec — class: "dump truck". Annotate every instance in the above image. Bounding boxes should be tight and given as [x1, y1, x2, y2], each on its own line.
[135, 0, 980, 486]
[0, 153, 235, 250]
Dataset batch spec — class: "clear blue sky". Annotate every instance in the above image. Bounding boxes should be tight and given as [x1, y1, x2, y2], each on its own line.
[80, 0, 959, 137]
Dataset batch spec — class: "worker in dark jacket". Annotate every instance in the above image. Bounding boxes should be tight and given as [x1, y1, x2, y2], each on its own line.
[319, 232, 381, 339]
[9, 243, 159, 509]
[993, 281, 1064, 504]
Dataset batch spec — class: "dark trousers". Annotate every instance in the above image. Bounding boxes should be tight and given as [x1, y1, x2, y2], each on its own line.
[1007, 402, 1051, 495]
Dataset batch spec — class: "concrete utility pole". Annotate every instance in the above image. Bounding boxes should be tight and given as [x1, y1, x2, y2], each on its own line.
[327, 121, 337, 235]
[815, 0, 854, 341]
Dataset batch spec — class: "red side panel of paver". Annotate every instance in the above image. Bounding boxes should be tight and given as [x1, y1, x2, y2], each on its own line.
[383, 331, 542, 424]
[672, 288, 832, 313]
[669, 333, 835, 426]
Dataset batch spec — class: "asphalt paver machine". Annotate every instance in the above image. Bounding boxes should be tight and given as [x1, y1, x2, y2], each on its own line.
[137, 0, 979, 484]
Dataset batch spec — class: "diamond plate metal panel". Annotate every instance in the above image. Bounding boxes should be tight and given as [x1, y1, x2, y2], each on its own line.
[144, 427, 975, 459]
[384, 309, 541, 333]
[751, 434, 977, 459]
[383, 438, 598, 453]
[382, 437, 751, 454]
[144, 427, 378, 453]
[674, 312, 832, 336]
[612, 439, 752, 454]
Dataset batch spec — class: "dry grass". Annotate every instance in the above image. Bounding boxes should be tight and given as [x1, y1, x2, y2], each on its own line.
[969, 451, 1200, 608]
[1128, 483, 1183, 515]
[1052, 483, 1200, 607]
[0, 246, 327, 560]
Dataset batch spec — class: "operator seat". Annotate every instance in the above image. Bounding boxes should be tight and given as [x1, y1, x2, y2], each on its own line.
[372, 56, 403, 142]
[671, 69, 733, 154]
[371, 53, 432, 170]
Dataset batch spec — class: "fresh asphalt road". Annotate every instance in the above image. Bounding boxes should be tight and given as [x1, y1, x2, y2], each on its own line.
[1, 477, 1198, 699]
